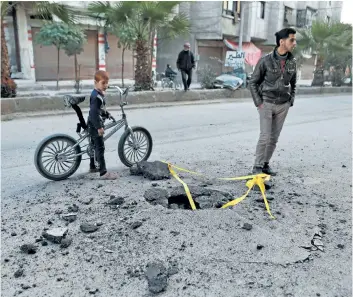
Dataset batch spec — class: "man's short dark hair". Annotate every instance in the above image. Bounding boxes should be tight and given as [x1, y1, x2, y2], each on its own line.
[275, 28, 296, 46]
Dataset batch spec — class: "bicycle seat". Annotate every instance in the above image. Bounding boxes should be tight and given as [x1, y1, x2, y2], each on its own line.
[64, 95, 87, 107]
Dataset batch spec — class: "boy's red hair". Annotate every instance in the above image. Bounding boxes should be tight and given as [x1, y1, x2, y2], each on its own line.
[94, 70, 109, 82]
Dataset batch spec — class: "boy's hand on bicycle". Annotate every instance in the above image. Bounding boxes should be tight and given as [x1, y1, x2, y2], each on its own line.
[98, 128, 104, 136]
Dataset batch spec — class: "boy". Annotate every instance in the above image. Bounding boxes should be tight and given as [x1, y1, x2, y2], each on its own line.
[88, 70, 117, 179]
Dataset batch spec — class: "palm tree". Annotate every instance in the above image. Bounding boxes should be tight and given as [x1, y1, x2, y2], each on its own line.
[296, 20, 352, 85]
[1, 1, 77, 97]
[1, 1, 17, 97]
[88, 1, 190, 91]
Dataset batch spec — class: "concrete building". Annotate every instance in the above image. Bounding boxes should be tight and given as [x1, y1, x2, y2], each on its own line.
[3, 1, 135, 82]
[3, 1, 342, 82]
[156, 1, 343, 81]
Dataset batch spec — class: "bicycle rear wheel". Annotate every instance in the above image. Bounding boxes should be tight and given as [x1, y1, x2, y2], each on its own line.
[34, 134, 82, 181]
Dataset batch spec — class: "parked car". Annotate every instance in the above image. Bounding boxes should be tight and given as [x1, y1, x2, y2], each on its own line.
[213, 73, 243, 90]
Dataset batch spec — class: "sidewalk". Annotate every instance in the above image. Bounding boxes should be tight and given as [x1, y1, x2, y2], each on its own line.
[13, 78, 203, 98]
[2, 84, 351, 117]
[14, 78, 202, 92]
[13, 78, 312, 95]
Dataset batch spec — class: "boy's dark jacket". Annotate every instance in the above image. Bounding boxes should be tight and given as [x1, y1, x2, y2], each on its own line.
[88, 89, 109, 129]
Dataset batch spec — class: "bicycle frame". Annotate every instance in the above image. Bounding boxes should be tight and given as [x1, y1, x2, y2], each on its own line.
[59, 85, 137, 160]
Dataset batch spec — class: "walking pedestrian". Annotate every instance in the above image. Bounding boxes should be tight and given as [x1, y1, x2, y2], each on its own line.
[249, 28, 297, 175]
[176, 42, 195, 91]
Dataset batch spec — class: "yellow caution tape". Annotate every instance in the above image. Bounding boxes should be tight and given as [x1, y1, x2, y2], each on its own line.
[162, 161, 275, 219]
[167, 164, 197, 210]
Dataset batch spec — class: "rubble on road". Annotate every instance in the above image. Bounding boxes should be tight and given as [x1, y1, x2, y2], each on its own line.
[20, 244, 38, 254]
[130, 161, 171, 180]
[80, 223, 99, 233]
[145, 261, 169, 294]
[42, 228, 68, 244]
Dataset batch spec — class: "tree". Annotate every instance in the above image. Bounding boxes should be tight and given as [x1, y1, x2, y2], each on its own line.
[35, 22, 86, 90]
[111, 25, 136, 87]
[296, 20, 352, 85]
[88, 1, 190, 91]
[63, 28, 87, 93]
[291, 47, 305, 70]
[1, 1, 78, 96]
[1, 2, 17, 97]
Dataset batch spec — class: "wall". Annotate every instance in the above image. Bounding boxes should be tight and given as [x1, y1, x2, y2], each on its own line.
[3, 17, 18, 73]
[157, 1, 227, 80]
[221, 16, 240, 38]
[191, 1, 223, 40]
[16, 4, 35, 80]
[249, 2, 269, 41]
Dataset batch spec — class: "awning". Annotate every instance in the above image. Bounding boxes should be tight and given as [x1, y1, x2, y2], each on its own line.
[223, 39, 262, 66]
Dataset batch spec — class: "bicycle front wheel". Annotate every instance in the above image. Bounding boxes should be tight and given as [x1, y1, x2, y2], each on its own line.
[118, 127, 153, 167]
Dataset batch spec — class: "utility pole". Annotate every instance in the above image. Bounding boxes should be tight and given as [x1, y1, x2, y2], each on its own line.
[238, 1, 246, 52]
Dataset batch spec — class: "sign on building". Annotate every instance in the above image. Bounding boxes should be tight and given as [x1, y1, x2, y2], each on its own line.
[225, 51, 245, 69]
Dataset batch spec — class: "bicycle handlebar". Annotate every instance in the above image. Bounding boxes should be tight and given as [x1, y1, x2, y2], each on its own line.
[108, 85, 131, 95]
[108, 85, 130, 107]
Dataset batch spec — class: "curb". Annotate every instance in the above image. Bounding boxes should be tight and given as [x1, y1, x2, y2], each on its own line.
[1, 87, 351, 117]
[1, 93, 348, 122]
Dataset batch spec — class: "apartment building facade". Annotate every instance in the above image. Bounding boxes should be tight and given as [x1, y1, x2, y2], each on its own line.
[3, 1, 135, 82]
[156, 1, 343, 81]
[3, 1, 342, 82]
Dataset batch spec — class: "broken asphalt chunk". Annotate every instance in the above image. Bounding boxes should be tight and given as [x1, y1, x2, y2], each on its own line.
[80, 223, 99, 233]
[42, 228, 68, 244]
[107, 196, 125, 206]
[68, 204, 79, 213]
[20, 244, 37, 254]
[130, 161, 171, 180]
[131, 221, 142, 229]
[242, 223, 253, 231]
[60, 238, 73, 249]
[62, 213, 77, 223]
[145, 261, 169, 294]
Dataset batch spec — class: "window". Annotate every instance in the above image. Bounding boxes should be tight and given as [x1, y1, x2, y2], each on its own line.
[284, 6, 293, 25]
[296, 9, 306, 28]
[306, 7, 317, 27]
[222, 1, 241, 17]
[260, 1, 265, 19]
[223, 0, 234, 16]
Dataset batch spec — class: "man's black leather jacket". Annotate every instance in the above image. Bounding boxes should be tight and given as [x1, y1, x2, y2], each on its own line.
[249, 48, 297, 107]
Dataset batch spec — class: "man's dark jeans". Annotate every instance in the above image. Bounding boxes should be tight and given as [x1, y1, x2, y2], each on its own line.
[88, 123, 107, 175]
[181, 69, 192, 90]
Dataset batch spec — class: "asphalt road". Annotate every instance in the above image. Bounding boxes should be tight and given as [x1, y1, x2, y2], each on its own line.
[1, 94, 352, 297]
[1, 94, 351, 198]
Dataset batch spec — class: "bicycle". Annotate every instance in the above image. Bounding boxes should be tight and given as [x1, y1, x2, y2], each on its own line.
[161, 74, 182, 90]
[34, 86, 153, 181]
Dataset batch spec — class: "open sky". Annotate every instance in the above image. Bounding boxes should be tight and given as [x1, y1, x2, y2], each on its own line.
[341, 0, 352, 24]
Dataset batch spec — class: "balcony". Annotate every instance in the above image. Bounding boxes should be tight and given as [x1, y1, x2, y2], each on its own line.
[283, 7, 296, 27]
[297, 8, 317, 28]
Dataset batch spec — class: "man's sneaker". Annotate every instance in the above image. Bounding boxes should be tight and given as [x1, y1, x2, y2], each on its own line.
[252, 166, 263, 175]
[262, 163, 277, 176]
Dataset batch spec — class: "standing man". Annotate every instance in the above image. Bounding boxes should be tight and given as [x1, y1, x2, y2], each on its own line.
[177, 42, 195, 91]
[249, 28, 297, 175]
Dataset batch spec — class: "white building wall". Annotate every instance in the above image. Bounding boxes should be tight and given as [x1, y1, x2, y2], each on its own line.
[16, 4, 35, 80]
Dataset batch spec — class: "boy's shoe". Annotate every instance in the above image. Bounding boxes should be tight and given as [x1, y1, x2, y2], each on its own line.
[100, 171, 118, 180]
